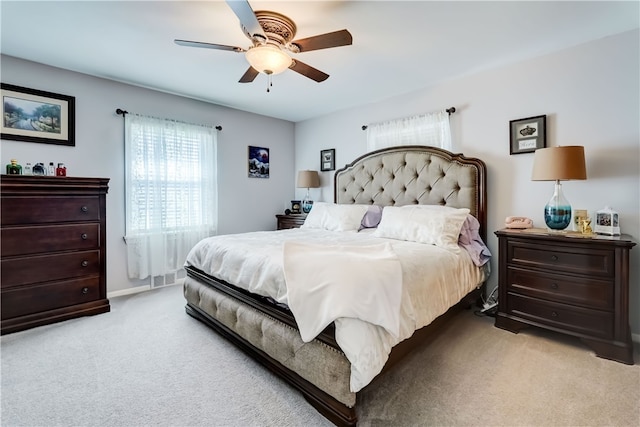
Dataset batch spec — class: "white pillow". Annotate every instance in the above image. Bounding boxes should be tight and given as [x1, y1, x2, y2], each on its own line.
[301, 202, 369, 232]
[372, 205, 470, 251]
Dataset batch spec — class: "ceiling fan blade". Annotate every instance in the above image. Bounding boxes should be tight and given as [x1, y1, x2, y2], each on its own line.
[174, 39, 244, 52]
[291, 29, 352, 53]
[225, 0, 266, 41]
[289, 60, 329, 83]
[239, 66, 259, 83]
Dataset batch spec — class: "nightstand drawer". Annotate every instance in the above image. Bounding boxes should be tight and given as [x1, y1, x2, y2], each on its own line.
[507, 240, 614, 277]
[507, 266, 613, 310]
[508, 293, 613, 339]
[276, 214, 307, 230]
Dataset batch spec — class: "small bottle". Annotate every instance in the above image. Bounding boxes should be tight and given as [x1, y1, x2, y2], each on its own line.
[48, 162, 56, 176]
[23, 162, 33, 175]
[56, 163, 67, 176]
[33, 163, 46, 176]
[6, 159, 22, 175]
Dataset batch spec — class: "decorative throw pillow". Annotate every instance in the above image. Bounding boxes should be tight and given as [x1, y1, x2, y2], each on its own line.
[372, 205, 470, 251]
[301, 202, 369, 232]
[359, 205, 384, 230]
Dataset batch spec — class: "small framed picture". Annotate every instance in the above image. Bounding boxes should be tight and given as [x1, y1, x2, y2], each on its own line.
[248, 145, 269, 178]
[320, 148, 335, 172]
[509, 115, 546, 155]
[291, 200, 301, 214]
[1, 83, 76, 146]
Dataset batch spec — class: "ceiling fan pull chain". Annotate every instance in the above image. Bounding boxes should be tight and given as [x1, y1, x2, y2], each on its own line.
[267, 73, 274, 93]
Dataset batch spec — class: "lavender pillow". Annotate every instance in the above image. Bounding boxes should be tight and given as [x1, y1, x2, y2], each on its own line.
[359, 205, 384, 230]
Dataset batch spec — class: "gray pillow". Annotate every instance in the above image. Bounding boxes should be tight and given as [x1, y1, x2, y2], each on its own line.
[359, 205, 384, 230]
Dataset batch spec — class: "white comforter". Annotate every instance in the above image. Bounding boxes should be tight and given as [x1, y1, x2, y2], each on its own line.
[185, 228, 486, 392]
[283, 241, 403, 343]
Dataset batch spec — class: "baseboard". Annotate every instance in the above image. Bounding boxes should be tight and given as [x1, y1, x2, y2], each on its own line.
[107, 285, 151, 299]
[107, 279, 185, 299]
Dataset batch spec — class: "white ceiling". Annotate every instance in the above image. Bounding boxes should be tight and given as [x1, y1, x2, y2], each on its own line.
[1, 1, 638, 122]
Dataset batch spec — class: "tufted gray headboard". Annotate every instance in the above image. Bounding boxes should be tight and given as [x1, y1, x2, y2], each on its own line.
[334, 145, 487, 240]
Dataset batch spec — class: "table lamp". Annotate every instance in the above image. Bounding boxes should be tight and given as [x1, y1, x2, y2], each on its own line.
[531, 146, 586, 230]
[297, 170, 320, 213]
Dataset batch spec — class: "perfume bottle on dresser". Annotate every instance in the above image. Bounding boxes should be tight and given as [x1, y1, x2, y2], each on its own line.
[6, 159, 22, 175]
[32, 163, 46, 175]
[56, 163, 67, 176]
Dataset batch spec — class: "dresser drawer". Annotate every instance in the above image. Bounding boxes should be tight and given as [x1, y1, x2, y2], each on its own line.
[1, 224, 100, 257]
[507, 266, 613, 310]
[508, 293, 613, 339]
[1, 277, 100, 319]
[1, 196, 101, 225]
[507, 240, 614, 278]
[1, 250, 100, 288]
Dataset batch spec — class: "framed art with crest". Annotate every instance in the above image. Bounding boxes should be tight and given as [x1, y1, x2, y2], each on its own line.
[509, 115, 546, 155]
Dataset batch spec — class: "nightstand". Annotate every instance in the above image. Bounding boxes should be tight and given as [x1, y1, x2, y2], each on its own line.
[494, 228, 636, 364]
[276, 214, 307, 230]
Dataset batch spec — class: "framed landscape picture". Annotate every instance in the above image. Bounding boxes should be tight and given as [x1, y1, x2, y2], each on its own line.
[1, 83, 75, 146]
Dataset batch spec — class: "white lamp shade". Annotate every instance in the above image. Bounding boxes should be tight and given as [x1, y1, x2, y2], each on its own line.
[245, 45, 292, 75]
[297, 170, 320, 188]
[531, 146, 587, 181]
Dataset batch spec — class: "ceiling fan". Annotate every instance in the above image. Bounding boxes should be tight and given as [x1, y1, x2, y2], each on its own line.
[174, 0, 352, 90]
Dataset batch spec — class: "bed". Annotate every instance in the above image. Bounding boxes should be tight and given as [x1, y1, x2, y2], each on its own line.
[183, 145, 488, 426]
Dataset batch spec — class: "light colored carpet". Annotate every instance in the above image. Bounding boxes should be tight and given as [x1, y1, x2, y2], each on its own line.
[2, 283, 639, 427]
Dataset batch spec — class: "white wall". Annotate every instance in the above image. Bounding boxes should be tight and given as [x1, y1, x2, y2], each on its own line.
[1, 55, 296, 294]
[294, 30, 640, 336]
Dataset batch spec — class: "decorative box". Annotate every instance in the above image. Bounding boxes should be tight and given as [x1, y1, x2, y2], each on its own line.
[595, 206, 620, 236]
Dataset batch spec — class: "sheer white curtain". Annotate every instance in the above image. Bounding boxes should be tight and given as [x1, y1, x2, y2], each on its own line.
[124, 113, 218, 283]
[366, 110, 452, 152]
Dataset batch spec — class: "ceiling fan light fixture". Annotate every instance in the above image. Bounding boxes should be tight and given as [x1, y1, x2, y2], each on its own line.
[245, 44, 292, 75]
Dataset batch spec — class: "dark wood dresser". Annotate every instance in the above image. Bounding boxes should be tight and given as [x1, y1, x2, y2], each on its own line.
[1, 175, 110, 335]
[276, 214, 307, 230]
[494, 228, 636, 364]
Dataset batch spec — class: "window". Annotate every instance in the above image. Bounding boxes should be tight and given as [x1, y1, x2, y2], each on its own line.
[366, 110, 452, 152]
[124, 113, 218, 282]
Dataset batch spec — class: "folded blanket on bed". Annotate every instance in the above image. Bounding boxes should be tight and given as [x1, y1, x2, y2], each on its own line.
[282, 241, 403, 343]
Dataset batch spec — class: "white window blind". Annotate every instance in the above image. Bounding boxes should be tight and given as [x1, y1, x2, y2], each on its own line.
[124, 113, 218, 282]
[366, 110, 452, 152]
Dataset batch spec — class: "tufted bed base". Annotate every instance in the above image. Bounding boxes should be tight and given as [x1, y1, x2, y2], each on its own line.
[184, 273, 481, 426]
[184, 145, 488, 426]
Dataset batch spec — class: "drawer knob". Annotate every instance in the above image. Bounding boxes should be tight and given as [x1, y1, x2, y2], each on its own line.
[81, 233, 88, 240]
[81, 260, 89, 267]
[551, 283, 559, 289]
[82, 287, 89, 294]
[551, 255, 558, 261]
[551, 311, 558, 317]
[81, 206, 89, 212]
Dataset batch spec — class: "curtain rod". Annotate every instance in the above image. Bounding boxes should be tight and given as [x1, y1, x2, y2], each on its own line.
[115, 108, 222, 131]
[361, 107, 456, 130]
